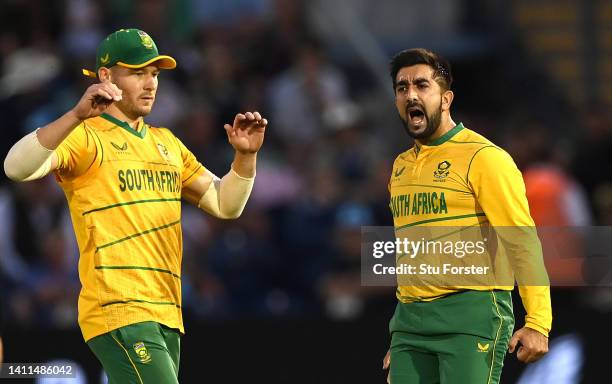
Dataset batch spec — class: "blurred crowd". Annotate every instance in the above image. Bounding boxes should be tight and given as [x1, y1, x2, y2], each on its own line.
[0, 0, 611, 332]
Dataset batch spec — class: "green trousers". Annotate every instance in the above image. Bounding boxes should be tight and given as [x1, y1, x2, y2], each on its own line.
[389, 290, 514, 384]
[87, 321, 181, 384]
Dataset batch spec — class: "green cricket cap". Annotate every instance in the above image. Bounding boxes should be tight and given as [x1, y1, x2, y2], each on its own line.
[82, 28, 176, 78]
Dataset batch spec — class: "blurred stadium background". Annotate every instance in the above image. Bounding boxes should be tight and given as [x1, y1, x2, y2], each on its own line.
[0, 0, 611, 382]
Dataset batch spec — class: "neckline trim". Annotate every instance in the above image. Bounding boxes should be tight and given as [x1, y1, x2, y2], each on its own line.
[100, 113, 147, 139]
[427, 122, 464, 146]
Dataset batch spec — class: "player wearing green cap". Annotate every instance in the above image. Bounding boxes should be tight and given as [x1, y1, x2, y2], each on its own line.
[4, 28, 267, 383]
[82, 28, 176, 78]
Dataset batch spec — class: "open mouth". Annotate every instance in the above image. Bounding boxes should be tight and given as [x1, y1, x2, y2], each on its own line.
[407, 106, 425, 125]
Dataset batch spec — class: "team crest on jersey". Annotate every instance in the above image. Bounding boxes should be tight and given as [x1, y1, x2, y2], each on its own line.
[433, 161, 451, 181]
[133, 341, 152, 363]
[477, 342, 490, 353]
[138, 30, 154, 49]
[157, 143, 171, 161]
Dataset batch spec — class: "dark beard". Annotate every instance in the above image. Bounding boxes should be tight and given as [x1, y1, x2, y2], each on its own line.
[399, 104, 442, 140]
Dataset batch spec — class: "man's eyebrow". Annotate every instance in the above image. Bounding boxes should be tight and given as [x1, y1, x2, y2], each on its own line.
[396, 77, 430, 86]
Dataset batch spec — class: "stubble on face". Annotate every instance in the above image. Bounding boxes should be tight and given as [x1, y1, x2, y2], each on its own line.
[113, 98, 152, 119]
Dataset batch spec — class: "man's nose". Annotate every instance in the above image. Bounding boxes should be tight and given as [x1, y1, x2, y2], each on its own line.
[144, 76, 156, 90]
[406, 86, 418, 102]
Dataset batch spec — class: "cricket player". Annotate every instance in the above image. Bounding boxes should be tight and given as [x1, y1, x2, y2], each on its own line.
[382, 48, 551, 384]
[3, 29, 267, 383]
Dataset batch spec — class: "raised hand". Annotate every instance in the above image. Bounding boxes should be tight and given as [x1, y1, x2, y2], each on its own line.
[224, 111, 267, 154]
[71, 79, 122, 121]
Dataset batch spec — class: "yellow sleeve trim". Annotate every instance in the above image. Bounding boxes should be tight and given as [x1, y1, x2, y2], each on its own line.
[524, 322, 549, 337]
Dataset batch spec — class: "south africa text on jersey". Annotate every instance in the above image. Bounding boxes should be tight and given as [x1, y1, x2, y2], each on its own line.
[118, 168, 181, 193]
[389, 192, 448, 218]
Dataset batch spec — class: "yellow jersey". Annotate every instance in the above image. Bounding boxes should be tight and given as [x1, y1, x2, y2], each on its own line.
[54, 113, 207, 341]
[388, 123, 552, 336]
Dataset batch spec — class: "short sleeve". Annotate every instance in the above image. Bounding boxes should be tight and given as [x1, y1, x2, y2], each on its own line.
[173, 135, 208, 188]
[54, 123, 98, 181]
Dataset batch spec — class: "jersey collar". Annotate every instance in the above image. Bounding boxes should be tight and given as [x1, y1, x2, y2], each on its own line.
[100, 113, 148, 139]
[426, 122, 464, 146]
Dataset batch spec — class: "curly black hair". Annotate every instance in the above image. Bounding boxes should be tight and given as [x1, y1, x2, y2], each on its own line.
[389, 48, 453, 91]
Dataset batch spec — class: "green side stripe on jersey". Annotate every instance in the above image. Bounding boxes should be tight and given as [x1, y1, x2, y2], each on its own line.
[395, 213, 486, 230]
[83, 198, 181, 215]
[392, 183, 471, 194]
[95, 265, 180, 279]
[101, 299, 180, 308]
[96, 219, 181, 252]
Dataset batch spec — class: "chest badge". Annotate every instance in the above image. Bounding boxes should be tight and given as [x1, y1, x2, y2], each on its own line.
[157, 143, 171, 162]
[433, 161, 451, 181]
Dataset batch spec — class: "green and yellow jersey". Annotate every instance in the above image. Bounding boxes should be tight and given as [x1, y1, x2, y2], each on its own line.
[388, 123, 552, 336]
[54, 113, 207, 341]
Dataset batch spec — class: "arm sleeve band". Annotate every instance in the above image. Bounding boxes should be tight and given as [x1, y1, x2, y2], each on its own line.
[197, 168, 255, 219]
[3, 129, 54, 181]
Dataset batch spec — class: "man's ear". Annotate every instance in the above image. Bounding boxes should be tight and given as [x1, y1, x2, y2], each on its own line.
[442, 90, 454, 111]
[98, 67, 112, 82]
